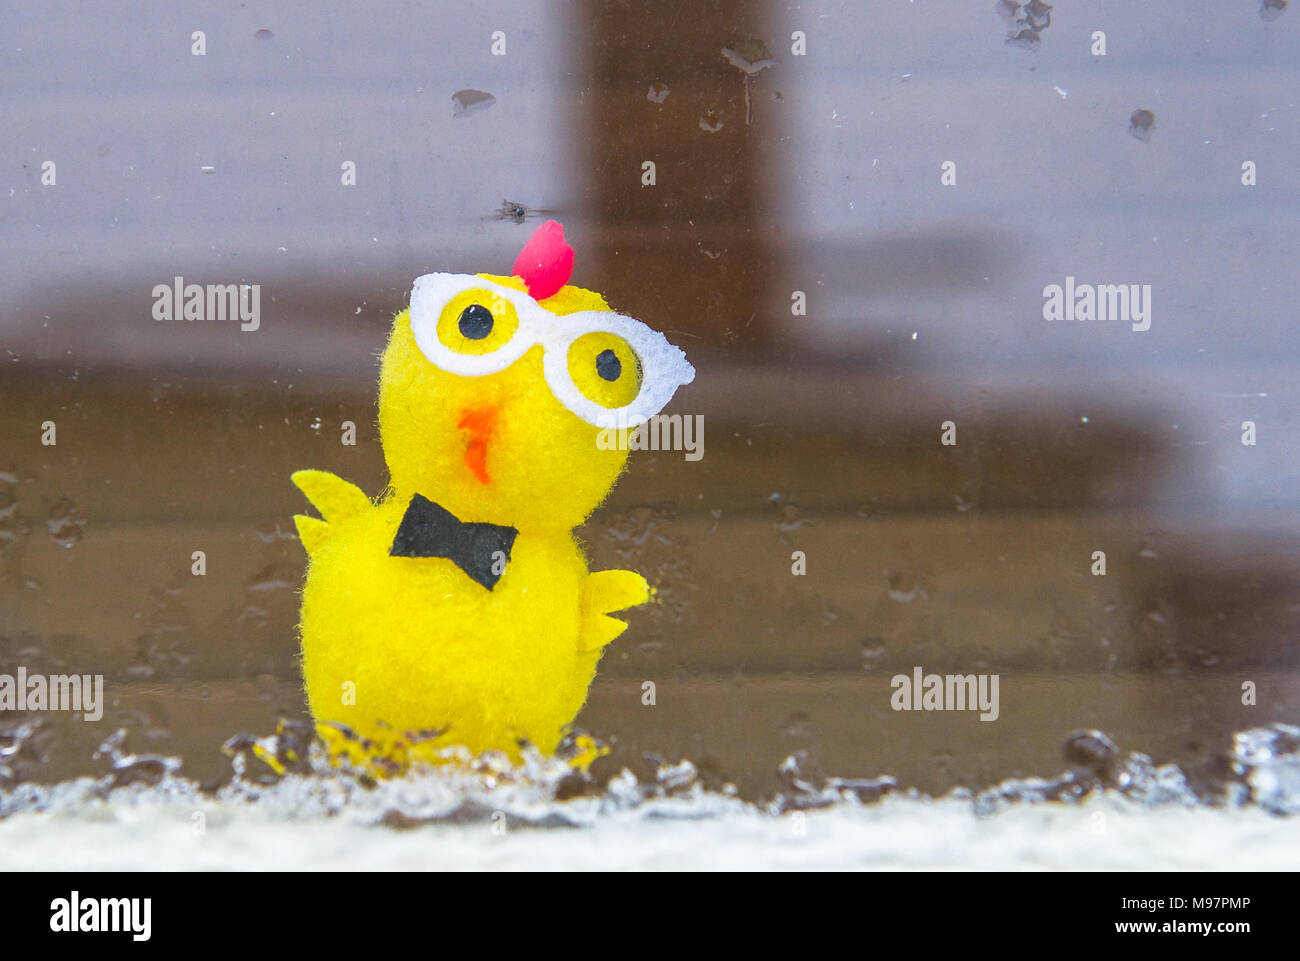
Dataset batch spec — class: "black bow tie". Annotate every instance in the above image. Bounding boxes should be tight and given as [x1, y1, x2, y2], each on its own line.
[389, 494, 518, 590]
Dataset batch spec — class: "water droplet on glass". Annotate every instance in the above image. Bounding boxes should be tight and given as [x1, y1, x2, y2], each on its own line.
[1005, 28, 1041, 50]
[46, 498, 85, 547]
[860, 638, 888, 668]
[1001, 0, 1051, 48]
[1024, 0, 1053, 30]
[886, 568, 926, 603]
[721, 41, 778, 126]
[770, 494, 810, 533]
[699, 111, 725, 133]
[721, 41, 778, 76]
[1260, 0, 1287, 22]
[1064, 729, 1118, 778]
[452, 89, 496, 118]
[1129, 109, 1155, 142]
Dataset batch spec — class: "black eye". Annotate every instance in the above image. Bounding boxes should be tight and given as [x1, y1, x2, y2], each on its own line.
[595, 349, 622, 382]
[458, 304, 494, 340]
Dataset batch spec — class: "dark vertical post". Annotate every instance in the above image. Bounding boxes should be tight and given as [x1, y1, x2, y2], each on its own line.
[578, 0, 775, 355]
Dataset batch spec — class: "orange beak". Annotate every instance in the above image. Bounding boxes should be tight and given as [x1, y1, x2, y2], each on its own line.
[457, 405, 499, 485]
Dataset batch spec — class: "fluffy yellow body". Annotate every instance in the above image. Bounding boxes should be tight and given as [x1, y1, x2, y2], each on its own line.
[298, 491, 605, 755]
[292, 274, 652, 758]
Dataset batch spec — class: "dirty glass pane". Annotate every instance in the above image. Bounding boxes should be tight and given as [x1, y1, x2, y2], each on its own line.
[1, 0, 1298, 874]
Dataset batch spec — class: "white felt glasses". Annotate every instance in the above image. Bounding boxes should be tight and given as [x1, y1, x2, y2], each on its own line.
[408, 272, 695, 428]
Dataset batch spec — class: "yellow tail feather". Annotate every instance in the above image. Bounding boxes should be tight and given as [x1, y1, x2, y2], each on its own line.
[290, 469, 370, 521]
[579, 570, 650, 652]
[293, 514, 330, 555]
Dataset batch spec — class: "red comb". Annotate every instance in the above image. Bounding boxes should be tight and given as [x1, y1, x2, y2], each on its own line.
[512, 220, 574, 300]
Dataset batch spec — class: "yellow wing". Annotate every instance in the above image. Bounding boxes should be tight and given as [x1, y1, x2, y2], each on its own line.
[290, 469, 370, 555]
[579, 570, 651, 653]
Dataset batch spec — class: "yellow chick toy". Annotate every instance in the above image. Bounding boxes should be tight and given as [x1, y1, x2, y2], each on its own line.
[291, 222, 694, 759]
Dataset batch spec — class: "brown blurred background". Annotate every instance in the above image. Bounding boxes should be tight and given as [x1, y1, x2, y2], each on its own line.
[2, 0, 1298, 798]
